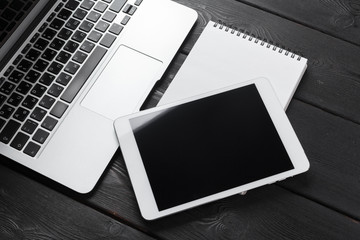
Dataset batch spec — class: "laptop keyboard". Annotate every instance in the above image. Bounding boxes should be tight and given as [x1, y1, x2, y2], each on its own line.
[0, 0, 142, 157]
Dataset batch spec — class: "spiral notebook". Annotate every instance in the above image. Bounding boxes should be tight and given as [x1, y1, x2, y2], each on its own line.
[159, 21, 308, 109]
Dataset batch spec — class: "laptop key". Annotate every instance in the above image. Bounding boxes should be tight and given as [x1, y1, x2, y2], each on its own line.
[39, 23, 48, 32]
[22, 119, 38, 134]
[50, 38, 65, 51]
[13, 54, 23, 65]
[48, 62, 64, 75]
[0, 82, 15, 95]
[79, 20, 94, 32]
[64, 41, 79, 53]
[110, 0, 126, 13]
[121, 15, 130, 25]
[122, 3, 130, 12]
[10, 132, 29, 151]
[0, 120, 21, 144]
[100, 33, 116, 48]
[88, 30, 102, 42]
[39, 73, 56, 86]
[41, 116, 58, 131]
[42, 49, 57, 61]
[16, 81, 32, 94]
[8, 70, 24, 83]
[72, 30, 87, 42]
[48, 84, 64, 97]
[24, 142, 40, 157]
[33, 128, 49, 144]
[94, 2, 108, 12]
[23, 141, 41, 157]
[22, 96, 38, 109]
[40, 95, 56, 109]
[58, 28, 73, 40]
[4, 66, 14, 77]
[65, 0, 80, 10]
[87, 11, 101, 22]
[33, 59, 50, 72]
[42, 28, 57, 40]
[54, 2, 64, 12]
[34, 38, 49, 50]
[66, 18, 81, 30]
[56, 73, 72, 86]
[102, 11, 116, 22]
[30, 33, 40, 43]
[0, 104, 15, 119]
[128, 6, 137, 15]
[134, 0, 143, 6]
[95, 21, 109, 32]
[64, 61, 80, 74]
[81, 0, 95, 10]
[61, 46, 107, 103]
[50, 18, 65, 30]
[7, 93, 23, 107]
[109, 23, 123, 35]
[21, 43, 31, 54]
[72, 51, 88, 63]
[13, 107, 30, 122]
[56, 51, 71, 63]
[25, 70, 41, 83]
[30, 107, 47, 122]
[25, 49, 41, 61]
[17, 59, 33, 72]
[31, 84, 47, 98]
[80, 40, 95, 53]
[73, 9, 87, 20]
[46, 12, 56, 23]
[50, 101, 68, 118]
[58, 9, 72, 20]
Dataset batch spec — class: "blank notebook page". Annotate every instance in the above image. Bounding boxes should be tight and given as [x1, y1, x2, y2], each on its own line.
[159, 21, 307, 109]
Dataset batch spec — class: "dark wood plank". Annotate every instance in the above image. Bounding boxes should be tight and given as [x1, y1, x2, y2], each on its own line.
[0, 164, 156, 240]
[85, 151, 360, 240]
[281, 99, 360, 220]
[171, 0, 360, 125]
[237, 0, 360, 46]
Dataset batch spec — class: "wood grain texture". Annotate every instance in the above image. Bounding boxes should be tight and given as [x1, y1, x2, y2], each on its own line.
[85, 151, 360, 240]
[0, 164, 156, 240]
[237, 0, 360, 46]
[281, 100, 360, 220]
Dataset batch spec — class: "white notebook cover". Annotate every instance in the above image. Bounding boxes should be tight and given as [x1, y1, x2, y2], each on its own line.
[159, 21, 307, 109]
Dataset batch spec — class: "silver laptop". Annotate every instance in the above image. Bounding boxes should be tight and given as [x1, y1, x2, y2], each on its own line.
[0, 0, 197, 193]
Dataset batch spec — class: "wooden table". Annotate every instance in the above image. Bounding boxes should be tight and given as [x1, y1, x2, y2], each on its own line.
[1, 0, 360, 239]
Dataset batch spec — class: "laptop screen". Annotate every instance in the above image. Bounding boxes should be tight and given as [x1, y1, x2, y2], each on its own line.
[0, 0, 54, 65]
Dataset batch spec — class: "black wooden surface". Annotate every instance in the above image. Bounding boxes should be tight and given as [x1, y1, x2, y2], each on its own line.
[2, 0, 360, 239]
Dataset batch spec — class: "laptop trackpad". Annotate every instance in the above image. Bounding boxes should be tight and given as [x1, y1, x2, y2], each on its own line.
[81, 45, 162, 120]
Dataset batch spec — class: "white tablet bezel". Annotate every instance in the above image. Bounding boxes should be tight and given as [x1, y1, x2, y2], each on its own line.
[114, 77, 309, 220]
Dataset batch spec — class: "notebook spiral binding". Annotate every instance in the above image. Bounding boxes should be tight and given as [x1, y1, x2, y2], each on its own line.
[213, 21, 303, 61]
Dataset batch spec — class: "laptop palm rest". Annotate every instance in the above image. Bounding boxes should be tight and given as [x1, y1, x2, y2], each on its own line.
[81, 45, 162, 120]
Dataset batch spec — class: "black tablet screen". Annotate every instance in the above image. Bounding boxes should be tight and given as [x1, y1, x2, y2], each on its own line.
[129, 84, 294, 211]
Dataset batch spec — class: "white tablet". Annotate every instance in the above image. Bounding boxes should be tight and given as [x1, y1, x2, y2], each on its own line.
[114, 77, 309, 220]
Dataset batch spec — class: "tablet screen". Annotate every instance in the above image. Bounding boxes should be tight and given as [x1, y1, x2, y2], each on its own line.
[129, 84, 294, 211]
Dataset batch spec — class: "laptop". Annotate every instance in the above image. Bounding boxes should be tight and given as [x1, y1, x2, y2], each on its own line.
[0, 0, 197, 193]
